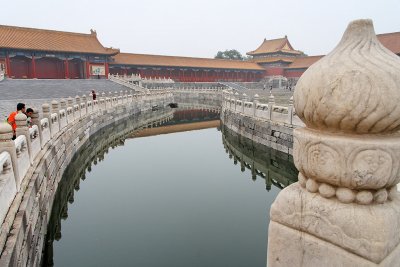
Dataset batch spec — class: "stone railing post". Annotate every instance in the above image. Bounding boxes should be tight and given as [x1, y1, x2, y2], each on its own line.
[287, 96, 293, 125]
[0, 123, 19, 189]
[242, 93, 247, 113]
[30, 108, 44, 149]
[42, 103, 52, 137]
[51, 100, 60, 128]
[60, 98, 67, 111]
[268, 19, 400, 267]
[267, 92, 274, 120]
[15, 113, 33, 165]
[82, 95, 87, 114]
[75, 95, 81, 119]
[234, 92, 239, 112]
[253, 94, 259, 117]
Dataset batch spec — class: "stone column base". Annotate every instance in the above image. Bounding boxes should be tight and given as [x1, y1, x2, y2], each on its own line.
[268, 221, 400, 267]
[267, 183, 400, 266]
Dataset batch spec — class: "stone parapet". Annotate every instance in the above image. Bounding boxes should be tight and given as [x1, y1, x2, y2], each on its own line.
[0, 90, 173, 266]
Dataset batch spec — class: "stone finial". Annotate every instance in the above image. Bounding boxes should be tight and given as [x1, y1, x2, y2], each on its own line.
[268, 92, 275, 103]
[15, 113, 27, 127]
[289, 96, 293, 105]
[242, 93, 247, 101]
[0, 123, 13, 140]
[60, 99, 67, 110]
[294, 19, 400, 134]
[31, 108, 40, 122]
[75, 95, 81, 104]
[82, 95, 87, 102]
[42, 103, 50, 114]
[67, 97, 73, 107]
[51, 100, 59, 113]
[268, 19, 400, 266]
[234, 92, 239, 98]
[253, 94, 259, 100]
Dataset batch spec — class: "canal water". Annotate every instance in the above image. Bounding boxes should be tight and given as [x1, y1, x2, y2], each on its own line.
[43, 108, 297, 267]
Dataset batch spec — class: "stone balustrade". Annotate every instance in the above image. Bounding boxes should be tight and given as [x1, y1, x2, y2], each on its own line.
[108, 74, 147, 92]
[222, 90, 303, 127]
[0, 90, 173, 266]
[220, 89, 303, 155]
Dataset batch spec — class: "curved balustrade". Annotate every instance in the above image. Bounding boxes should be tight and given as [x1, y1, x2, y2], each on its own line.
[0, 89, 174, 266]
[108, 74, 147, 93]
[221, 90, 303, 127]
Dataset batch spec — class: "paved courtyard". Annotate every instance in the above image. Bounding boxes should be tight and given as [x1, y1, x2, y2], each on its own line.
[0, 79, 127, 119]
[0, 79, 294, 120]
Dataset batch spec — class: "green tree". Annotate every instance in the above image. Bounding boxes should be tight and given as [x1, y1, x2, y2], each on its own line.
[215, 49, 244, 60]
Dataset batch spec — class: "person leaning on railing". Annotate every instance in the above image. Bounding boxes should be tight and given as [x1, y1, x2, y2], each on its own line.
[7, 102, 26, 139]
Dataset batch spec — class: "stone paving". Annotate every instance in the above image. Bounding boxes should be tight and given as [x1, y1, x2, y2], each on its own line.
[0, 79, 128, 119]
[0, 79, 294, 120]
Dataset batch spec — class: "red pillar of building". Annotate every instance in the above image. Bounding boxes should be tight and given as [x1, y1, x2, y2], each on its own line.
[5, 53, 12, 78]
[105, 62, 109, 78]
[86, 60, 90, 79]
[31, 55, 37, 79]
[64, 59, 69, 79]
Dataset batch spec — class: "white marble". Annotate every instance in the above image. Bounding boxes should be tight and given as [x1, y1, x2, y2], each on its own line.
[0, 152, 17, 226]
[268, 19, 400, 266]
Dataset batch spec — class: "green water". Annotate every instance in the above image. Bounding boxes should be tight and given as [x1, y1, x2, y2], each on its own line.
[43, 111, 297, 267]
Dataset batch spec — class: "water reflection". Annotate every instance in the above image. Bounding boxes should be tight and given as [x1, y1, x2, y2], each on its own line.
[42, 108, 174, 266]
[42, 100, 296, 267]
[221, 125, 298, 191]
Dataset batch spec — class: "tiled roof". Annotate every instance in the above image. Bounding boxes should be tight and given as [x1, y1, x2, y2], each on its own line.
[110, 53, 266, 70]
[377, 32, 400, 55]
[247, 37, 302, 56]
[0, 25, 119, 55]
[250, 56, 296, 64]
[286, 55, 325, 69]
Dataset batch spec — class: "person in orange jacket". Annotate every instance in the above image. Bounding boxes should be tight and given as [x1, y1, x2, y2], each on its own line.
[7, 102, 25, 139]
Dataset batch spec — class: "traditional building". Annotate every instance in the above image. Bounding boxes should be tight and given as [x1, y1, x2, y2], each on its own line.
[247, 36, 304, 77]
[109, 53, 265, 82]
[0, 25, 119, 79]
[0, 24, 399, 83]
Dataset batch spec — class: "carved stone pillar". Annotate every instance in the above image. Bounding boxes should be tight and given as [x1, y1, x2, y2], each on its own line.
[0, 123, 19, 187]
[268, 19, 400, 267]
[15, 113, 33, 165]
[253, 94, 259, 116]
[30, 108, 44, 148]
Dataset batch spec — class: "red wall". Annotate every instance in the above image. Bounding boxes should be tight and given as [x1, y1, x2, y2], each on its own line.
[68, 59, 83, 79]
[36, 58, 64, 79]
[265, 67, 284, 76]
[10, 56, 32, 78]
[284, 69, 306, 78]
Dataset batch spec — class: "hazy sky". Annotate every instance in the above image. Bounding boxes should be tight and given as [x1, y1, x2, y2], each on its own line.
[2, 0, 399, 58]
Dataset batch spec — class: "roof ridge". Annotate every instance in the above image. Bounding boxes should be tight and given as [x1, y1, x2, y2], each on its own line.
[377, 32, 400, 36]
[263, 36, 287, 42]
[0, 24, 95, 38]
[118, 52, 253, 63]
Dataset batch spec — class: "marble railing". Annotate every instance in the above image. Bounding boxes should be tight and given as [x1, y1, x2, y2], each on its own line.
[221, 90, 304, 127]
[0, 90, 173, 266]
[108, 74, 147, 92]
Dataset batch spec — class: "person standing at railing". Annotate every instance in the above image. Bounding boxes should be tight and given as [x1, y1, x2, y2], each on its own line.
[7, 102, 25, 139]
[92, 90, 97, 100]
[26, 108, 33, 127]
